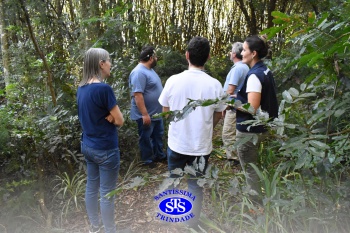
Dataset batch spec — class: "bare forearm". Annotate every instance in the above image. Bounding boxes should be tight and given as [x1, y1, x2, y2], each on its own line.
[226, 84, 236, 95]
[134, 93, 148, 116]
[213, 111, 222, 128]
[107, 105, 124, 126]
[134, 92, 151, 125]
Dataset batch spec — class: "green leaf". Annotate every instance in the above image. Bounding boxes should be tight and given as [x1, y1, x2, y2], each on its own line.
[211, 166, 219, 179]
[334, 109, 345, 117]
[261, 27, 285, 38]
[308, 146, 321, 157]
[307, 53, 324, 67]
[157, 178, 176, 193]
[331, 22, 346, 32]
[291, 29, 307, 38]
[288, 87, 299, 97]
[125, 176, 145, 189]
[295, 154, 312, 170]
[316, 12, 329, 27]
[197, 178, 207, 187]
[308, 12, 316, 24]
[271, 11, 290, 20]
[320, 21, 334, 30]
[300, 83, 307, 91]
[297, 93, 316, 98]
[49, 116, 58, 121]
[282, 90, 293, 103]
[308, 140, 330, 150]
[242, 103, 251, 110]
[298, 52, 319, 67]
[184, 165, 197, 176]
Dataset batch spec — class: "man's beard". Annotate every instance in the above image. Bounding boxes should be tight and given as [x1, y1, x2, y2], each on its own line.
[150, 59, 157, 68]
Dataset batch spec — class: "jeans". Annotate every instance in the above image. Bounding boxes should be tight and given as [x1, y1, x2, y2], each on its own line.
[236, 130, 267, 198]
[136, 118, 166, 164]
[82, 143, 120, 233]
[222, 110, 238, 160]
[167, 147, 210, 227]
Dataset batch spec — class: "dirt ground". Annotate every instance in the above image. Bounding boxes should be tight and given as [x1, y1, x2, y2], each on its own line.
[0, 121, 239, 233]
[61, 156, 238, 233]
[61, 162, 186, 233]
[63, 120, 235, 233]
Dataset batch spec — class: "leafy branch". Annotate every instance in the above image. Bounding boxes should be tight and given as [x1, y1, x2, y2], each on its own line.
[153, 94, 255, 122]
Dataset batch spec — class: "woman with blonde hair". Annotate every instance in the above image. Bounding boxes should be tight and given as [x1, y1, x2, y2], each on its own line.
[77, 48, 124, 233]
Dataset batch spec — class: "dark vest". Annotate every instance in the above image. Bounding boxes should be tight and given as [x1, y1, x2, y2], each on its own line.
[236, 61, 278, 133]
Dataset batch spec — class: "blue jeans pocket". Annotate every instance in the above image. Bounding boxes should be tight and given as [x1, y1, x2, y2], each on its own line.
[82, 143, 118, 165]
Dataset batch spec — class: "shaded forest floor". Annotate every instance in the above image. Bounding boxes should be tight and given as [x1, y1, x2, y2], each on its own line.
[0, 120, 242, 233]
[62, 159, 240, 233]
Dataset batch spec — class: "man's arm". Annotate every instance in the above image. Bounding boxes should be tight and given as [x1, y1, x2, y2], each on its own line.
[134, 92, 151, 125]
[213, 111, 222, 128]
[223, 84, 237, 117]
[226, 84, 236, 95]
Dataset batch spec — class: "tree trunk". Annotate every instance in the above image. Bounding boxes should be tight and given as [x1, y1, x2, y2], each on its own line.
[90, 0, 102, 39]
[267, 0, 277, 28]
[67, 0, 76, 23]
[80, 0, 90, 49]
[127, 0, 135, 47]
[0, 0, 10, 89]
[19, 0, 57, 107]
[236, 0, 252, 35]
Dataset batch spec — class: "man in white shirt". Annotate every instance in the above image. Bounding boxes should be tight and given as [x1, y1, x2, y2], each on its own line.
[158, 36, 226, 230]
[222, 42, 249, 164]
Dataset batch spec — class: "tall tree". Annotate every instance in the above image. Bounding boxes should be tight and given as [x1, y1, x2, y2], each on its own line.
[19, 0, 57, 106]
[0, 0, 10, 89]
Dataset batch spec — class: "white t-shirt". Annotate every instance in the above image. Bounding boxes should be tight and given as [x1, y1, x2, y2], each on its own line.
[246, 74, 262, 93]
[159, 69, 226, 155]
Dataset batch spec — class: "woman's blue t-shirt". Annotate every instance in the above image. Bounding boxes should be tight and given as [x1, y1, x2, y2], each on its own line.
[77, 83, 118, 150]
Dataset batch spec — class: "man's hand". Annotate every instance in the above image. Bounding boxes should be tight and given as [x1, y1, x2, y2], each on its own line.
[142, 114, 151, 126]
[222, 109, 226, 118]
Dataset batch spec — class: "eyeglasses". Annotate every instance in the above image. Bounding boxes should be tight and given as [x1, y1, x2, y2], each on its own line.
[101, 58, 111, 63]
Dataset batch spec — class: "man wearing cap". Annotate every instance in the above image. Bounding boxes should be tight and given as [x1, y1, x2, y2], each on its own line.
[129, 45, 166, 168]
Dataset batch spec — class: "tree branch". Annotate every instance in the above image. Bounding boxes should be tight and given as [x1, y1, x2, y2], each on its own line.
[19, 0, 57, 106]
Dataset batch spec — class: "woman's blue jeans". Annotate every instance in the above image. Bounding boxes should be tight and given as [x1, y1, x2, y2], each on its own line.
[81, 143, 120, 233]
[136, 118, 166, 164]
[167, 147, 210, 228]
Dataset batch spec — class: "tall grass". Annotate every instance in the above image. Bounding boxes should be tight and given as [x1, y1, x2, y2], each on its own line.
[203, 160, 350, 233]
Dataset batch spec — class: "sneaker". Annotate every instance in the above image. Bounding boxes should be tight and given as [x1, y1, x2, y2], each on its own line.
[89, 224, 103, 233]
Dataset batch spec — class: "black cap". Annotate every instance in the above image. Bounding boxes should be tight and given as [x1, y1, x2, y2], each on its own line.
[139, 46, 155, 61]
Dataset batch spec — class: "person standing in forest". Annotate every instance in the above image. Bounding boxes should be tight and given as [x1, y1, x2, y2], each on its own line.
[129, 45, 166, 168]
[235, 35, 279, 204]
[158, 36, 226, 230]
[222, 42, 249, 165]
[77, 48, 124, 233]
